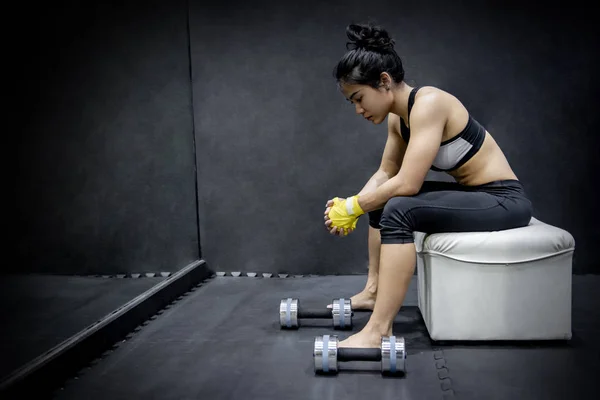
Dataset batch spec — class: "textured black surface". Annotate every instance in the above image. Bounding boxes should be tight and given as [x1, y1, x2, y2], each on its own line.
[51, 275, 599, 399]
[14, 0, 199, 275]
[54, 276, 446, 399]
[0, 274, 167, 380]
[442, 346, 597, 400]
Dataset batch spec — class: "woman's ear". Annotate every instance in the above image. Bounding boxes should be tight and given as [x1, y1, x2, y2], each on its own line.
[379, 72, 392, 90]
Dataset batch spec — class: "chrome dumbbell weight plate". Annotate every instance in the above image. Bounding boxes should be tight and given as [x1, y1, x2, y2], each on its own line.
[331, 298, 352, 330]
[279, 298, 299, 329]
[313, 334, 339, 373]
[381, 336, 406, 376]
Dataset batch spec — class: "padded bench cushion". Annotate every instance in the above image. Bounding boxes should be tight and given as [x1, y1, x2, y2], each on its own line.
[414, 217, 575, 263]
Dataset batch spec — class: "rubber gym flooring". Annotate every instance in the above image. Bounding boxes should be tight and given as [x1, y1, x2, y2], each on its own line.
[0, 274, 168, 380]
[2, 273, 599, 399]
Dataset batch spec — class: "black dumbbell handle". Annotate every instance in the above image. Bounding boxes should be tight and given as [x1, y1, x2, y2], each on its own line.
[337, 348, 382, 362]
[297, 308, 332, 319]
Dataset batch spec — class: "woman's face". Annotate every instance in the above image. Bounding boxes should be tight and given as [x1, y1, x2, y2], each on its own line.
[340, 81, 392, 125]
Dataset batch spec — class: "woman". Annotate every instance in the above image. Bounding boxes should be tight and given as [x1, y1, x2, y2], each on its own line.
[323, 22, 533, 349]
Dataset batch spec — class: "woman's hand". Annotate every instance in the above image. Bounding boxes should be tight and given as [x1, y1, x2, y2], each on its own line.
[324, 199, 355, 237]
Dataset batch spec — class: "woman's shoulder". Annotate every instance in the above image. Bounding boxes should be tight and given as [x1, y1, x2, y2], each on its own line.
[413, 85, 466, 117]
[414, 85, 454, 101]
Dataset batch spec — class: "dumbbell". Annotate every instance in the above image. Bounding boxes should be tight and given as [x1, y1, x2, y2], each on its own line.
[279, 298, 352, 330]
[313, 334, 406, 376]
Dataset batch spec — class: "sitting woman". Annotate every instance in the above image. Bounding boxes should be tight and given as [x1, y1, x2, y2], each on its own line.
[323, 22, 532, 348]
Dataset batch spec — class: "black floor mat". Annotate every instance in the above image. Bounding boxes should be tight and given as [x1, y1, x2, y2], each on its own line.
[53, 275, 449, 399]
[0, 274, 167, 380]
[50, 274, 599, 400]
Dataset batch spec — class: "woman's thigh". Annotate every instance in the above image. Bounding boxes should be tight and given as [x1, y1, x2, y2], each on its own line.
[382, 186, 532, 235]
[369, 180, 532, 235]
[369, 180, 476, 229]
[369, 181, 465, 227]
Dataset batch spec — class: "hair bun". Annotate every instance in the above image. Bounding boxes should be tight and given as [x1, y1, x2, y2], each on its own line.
[346, 22, 395, 52]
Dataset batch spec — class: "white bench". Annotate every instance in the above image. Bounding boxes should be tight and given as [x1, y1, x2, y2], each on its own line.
[415, 217, 575, 341]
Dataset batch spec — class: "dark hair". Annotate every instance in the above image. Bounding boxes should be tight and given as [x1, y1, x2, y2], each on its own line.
[333, 22, 405, 89]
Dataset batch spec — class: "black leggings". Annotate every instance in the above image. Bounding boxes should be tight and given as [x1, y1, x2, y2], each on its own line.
[368, 179, 533, 245]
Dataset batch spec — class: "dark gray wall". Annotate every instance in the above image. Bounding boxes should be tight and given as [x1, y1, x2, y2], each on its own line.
[10, 0, 598, 277]
[191, 0, 599, 275]
[14, 0, 199, 275]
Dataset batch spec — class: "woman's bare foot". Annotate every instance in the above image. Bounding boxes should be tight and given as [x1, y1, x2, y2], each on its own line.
[338, 326, 391, 348]
[349, 289, 377, 310]
[327, 289, 376, 310]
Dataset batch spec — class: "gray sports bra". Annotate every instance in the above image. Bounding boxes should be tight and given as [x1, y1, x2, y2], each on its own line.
[400, 87, 486, 172]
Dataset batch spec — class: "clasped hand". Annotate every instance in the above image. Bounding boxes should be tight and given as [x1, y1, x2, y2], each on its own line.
[323, 196, 365, 237]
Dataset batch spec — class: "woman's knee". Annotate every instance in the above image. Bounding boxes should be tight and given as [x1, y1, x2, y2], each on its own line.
[368, 208, 383, 229]
[368, 198, 413, 229]
[378, 197, 416, 244]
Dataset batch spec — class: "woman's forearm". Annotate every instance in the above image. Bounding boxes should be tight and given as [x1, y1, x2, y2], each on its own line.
[357, 169, 392, 196]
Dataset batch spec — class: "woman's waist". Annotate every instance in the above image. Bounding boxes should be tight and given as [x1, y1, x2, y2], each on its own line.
[467, 179, 529, 197]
